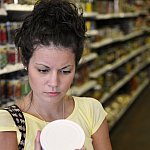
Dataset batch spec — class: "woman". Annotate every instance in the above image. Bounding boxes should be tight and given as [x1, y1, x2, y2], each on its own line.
[0, 0, 112, 150]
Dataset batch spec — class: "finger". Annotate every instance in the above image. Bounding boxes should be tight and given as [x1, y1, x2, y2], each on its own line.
[75, 146, 86, 150]
[35, 130, 42, 150]
[81, 146, 86, 150]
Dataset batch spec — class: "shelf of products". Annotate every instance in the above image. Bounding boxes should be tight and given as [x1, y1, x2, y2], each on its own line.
[89, 44, 150, 78]
[0, 63, 24, 75]
[69, 80, 97, 96]
[89, 30, 145, 49]
[100, 60, 150, 103]
[106, 78, 150, 130]
[0, 0, 150, 130]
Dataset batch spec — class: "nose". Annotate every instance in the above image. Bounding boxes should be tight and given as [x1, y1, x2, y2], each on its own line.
[47, 71, 59, 88]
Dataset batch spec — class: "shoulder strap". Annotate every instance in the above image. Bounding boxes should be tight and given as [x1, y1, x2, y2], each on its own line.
[4, 104, 26, 150]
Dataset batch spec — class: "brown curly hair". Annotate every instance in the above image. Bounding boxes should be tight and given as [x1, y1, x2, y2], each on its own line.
[15, 0, 86, 67]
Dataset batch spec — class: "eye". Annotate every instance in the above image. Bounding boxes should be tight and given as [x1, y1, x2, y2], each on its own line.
[38, 69, 49, 73]
[59, 70, 71, 74]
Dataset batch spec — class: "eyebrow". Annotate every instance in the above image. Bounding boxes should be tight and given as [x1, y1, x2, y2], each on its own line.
[35, 63, 49, 69]
[35, 63, 72, 70]
[60, 65, 72, 70]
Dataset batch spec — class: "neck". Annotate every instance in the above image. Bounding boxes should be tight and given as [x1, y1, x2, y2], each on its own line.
[30, 93, 66, 122]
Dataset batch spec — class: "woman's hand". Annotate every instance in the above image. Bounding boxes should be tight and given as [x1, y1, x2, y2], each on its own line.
[35, 130, 42, 150]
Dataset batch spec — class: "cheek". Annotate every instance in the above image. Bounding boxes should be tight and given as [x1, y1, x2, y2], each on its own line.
[28, 70, 42, 90]
[62, 74, 74, 89]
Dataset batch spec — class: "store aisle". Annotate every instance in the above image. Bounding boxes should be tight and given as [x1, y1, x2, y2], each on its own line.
[110, 84, 150, 150]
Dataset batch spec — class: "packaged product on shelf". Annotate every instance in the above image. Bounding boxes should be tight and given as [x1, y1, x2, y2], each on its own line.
[0, 47, 7, 69]
[82, 39, 91, 56]
[143, 50, 150, 62]
[103, 71, 116, 92]
[74, 64, 89, 86]
[105, 48, 116, 64]
[97, 51, 106, 68]
[134, 55, 143, 67]
[84, 84, 103, 100]
[85, 21, 91, 32]
[91, 53, 106, 69]
[125, 62, 132, 74]
[6, 79, 14, 99]
[13, 79, 21, 98]
[7, 46, 17, 64]
[7, 22, 22, 44]
[21, 76, 31, 96]
[109, 25, 124, 39]
[135, 16, 146, 30]
[92, 84, 103, 100]
[97, 75, 104, 87]
[5, 22, 12, 44]
[85, 21, 96, 32]
[114, 65, 127, 80]
[87, 58, 101, 72]
[134, 0, 145, 12]
[0, 79, 6, 99]
[137, 69, 149, 85]
[130, 76, 138, 91]
[85, 2, 93, 12]
[0, 23, 7, 45]
[93, 0, 114, 14]
[3, 0, 14, 4]
[145, 36, 150, 44]
[115, 45, 125, 59]
[116, 94, 131, 107]
[1, 79, 21, 99]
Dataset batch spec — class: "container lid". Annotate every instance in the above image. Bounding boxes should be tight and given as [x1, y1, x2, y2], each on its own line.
[40, 119, 85, 150]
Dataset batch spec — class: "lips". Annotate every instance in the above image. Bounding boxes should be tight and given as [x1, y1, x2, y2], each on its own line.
[44, 92, 60, 97]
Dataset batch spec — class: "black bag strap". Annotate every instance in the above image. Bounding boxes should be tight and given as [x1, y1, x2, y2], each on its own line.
[4, 104, 26, 150]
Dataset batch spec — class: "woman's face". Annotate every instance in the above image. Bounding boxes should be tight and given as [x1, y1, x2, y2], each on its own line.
[28, 45, 75, 103]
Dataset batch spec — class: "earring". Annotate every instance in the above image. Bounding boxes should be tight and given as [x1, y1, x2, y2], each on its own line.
[24, 67, 27, 71]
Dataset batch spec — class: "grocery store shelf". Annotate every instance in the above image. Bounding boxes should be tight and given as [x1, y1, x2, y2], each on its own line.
[96, 11, 147, 20]
[86, 29, 99, 37]
[100, 61, 150, 103]
[69, 80, 97, 96]
[0, 63, 24, 75]
[89, 44, 150, 78]
[120, 31, 144, 41]
[90, 38, 114, 49]
[79, 53, 98, 65]
[108, 45, 150, 70]
[109, 79, 150, 130]
[89, 65, 109, 79]
[0, 8, 7, 16]
[4, 4, 34, 11]
[0, 44, 15, 48]
[90, 30, 144, 49]
[2, 4, 33, 21]
[83, 12, 98, 18]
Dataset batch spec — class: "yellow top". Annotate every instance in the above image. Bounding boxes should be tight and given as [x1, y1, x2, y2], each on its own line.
[0, 96, 107, 150]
